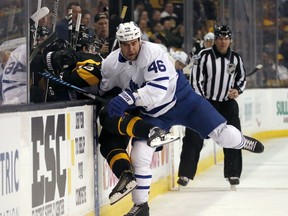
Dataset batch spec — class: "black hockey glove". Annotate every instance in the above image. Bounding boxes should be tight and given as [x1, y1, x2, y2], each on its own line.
[45, 49, 79, 75]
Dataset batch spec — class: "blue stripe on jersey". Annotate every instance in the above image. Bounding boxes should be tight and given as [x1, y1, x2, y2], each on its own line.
[152, 77, 169, 81]
[141, 96, 176, 115]
[134, 174, 152, 179]
[136, 186, 150, 190]
[147, 82, 168, 90]
[3, 83, 26, 94]
[2, 79, 19, 84]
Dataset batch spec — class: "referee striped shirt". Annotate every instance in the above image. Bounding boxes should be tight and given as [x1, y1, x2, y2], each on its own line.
[191, 45, 246, 102]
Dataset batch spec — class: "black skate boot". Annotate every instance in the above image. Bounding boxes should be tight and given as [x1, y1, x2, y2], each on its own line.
[241, 136, 264, 153]
[124, 202, 149, 216]
[147, 127, 179, 147]
[177, 176, 189, 186]
[109, 170, 138, 205]
[227, 177, 240, 191]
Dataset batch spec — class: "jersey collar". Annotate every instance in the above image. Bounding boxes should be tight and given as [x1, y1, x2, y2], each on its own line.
[118, 53, 128, 63]
[212, 45, 231, 59]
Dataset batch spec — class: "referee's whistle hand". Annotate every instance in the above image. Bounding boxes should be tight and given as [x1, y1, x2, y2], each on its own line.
[228, 89, 239, 99]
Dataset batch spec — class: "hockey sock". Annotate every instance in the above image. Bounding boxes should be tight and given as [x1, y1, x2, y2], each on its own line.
[107, 149, 132, 178]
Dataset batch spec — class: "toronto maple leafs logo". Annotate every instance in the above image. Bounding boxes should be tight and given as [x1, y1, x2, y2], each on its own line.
[128, 79, 146, 92]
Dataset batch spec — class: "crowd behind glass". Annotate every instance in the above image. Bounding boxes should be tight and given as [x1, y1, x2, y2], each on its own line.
[0, 0, 287, 105]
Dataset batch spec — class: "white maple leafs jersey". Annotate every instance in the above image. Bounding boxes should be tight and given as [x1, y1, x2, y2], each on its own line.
[100, 41, 178, 117]
[2, 44, 27, 104]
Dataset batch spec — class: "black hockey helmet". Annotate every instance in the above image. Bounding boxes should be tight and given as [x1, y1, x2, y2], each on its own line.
[74, 24, 95, 52]
[214, 25, 232, 38]
[37, 26, 50, 38]
[30, 25, 50, 48]
[43, 37, 70, 54]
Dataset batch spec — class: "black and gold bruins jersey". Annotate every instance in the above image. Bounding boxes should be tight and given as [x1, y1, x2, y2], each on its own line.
[62, 58, 102, 88]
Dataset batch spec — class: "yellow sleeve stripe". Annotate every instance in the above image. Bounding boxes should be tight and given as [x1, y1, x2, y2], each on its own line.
[76, 59, 101, 66]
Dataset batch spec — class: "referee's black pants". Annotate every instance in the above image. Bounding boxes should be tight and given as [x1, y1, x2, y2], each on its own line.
[178, 99, 242, 179]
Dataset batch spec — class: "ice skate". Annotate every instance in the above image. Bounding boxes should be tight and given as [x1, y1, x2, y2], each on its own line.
[227, 177, 240, 191]
[109, 170, 138, 205]
[177, 176, 189, 186]
[124, 202, 149, 216]
[241, 136, 264, 153]
[147, 127, 180, 147]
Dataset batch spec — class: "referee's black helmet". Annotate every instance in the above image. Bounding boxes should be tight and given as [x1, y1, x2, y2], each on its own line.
[214, 25, 232, 38]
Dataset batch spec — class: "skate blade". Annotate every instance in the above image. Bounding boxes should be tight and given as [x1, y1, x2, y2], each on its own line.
[149, 136, 180, 147]
[230, 185, 237, 191]
[109, 180, 138, 205]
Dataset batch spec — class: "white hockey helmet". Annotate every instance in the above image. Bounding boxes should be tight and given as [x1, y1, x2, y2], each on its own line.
[204, 32, 215, 41]
[170, 50, 189, 66]
[116, 21, 141, 42]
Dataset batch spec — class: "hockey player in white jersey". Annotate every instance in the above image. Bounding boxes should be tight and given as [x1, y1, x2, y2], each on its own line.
[1, 25, 50, 105]
[100, 21, 264, 216]
[1, 44, 27, 104]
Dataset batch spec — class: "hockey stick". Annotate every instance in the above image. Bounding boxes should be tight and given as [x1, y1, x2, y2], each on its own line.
[31, 7, 50, 47]
[120, 5, 128, 21]
[51, 0, 59, 32]
[246, 64, 263, 76]
[72, 13, 82, 50]
[38, 71, 107, 104]
[30, 7, 49, 25]
[68, 9, 73, 46]
[111, 5, 128, 51]
[29, 31, 58, 64]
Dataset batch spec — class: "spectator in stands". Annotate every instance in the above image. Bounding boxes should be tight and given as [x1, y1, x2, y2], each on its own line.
[94, 12, 110, 58]
[96, 0, 109, 15]
[192, 29, 204, 55]
[141, 0, 154, 20]
[279, 36, 288, 68]
[150, 9, 162, 28]
[81, 9, 95, 37]
[55, 2, 82, 41]
[134, 1, 146, 23]
[160, 17, 183, 49]
[193, 0, 206, 32]
[262, 51, 277, 87]
[160, 2, 178, 19]
[202, 0, 218, 32]
[138, 10, 152, 29]
[137, 18, 152, 41]
[150, 22, 168, 48]
[172, 23, 185, 49]
[272, 54, 288, 86]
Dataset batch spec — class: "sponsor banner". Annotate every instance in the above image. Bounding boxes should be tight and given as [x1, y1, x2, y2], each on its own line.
[238, 89, 288, 134]
[0, 113, 21, 216]
[0, 105, 96, 215]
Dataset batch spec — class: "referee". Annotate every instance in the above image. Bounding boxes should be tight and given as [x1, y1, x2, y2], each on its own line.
[177, 25, 246, 188]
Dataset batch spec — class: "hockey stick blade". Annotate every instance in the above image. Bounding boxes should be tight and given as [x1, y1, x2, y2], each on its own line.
[246, 64, 263, 76]
[30, 7, 49, 24]
[38, 71, 107, 104]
